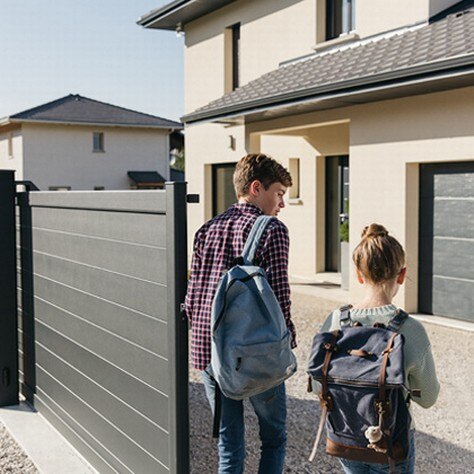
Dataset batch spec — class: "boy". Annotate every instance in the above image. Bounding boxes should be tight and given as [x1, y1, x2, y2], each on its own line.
[185, 153, 296, 473]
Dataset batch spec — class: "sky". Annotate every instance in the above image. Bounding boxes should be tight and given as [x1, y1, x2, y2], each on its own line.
[0, 1, 184, 121]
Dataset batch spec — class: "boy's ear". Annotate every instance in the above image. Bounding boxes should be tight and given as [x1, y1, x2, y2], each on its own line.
[248, 180, 262, 196]
[397, 267, 407, 285]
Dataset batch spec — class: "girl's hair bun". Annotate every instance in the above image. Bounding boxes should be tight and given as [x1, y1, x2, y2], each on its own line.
[361, 223, 388, 239]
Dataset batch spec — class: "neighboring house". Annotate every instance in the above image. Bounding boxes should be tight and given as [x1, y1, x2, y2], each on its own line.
[139, 0, 474, 322]
[0, 94, 183, 190]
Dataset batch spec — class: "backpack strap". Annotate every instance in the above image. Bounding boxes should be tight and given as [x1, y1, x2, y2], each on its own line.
[386, 309, 408, 332]
[241, 215, 274, 265]
[339, 304, 353, 327]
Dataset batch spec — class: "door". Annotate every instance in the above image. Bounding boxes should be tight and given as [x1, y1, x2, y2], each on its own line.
[419, 162, 474, 321]
[325, 156, 349, 271]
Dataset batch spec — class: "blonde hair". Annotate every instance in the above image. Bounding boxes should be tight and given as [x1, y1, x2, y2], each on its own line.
[233, 153, 292, 198]
[352, 224, 405, 284]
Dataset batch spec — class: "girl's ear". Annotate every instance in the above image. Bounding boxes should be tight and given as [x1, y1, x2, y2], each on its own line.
[355, 268, 365, 285]
[397, 267, 407, 285]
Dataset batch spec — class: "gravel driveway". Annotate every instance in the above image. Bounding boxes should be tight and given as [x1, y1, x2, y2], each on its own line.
[1, 292, 472, 473]
[189, 291, 474, 473]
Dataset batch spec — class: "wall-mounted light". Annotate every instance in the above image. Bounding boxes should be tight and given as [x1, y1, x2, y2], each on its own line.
[176, 22, 184, 38]
[228, 135, 236, 150]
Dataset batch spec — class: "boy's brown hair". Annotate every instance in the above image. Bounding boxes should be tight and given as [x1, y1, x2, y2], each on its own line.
[233, 153, 292, 197]
[352, 223, 406, 284]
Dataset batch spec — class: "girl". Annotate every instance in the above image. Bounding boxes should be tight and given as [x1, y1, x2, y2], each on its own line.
[320, 223, 440, 474]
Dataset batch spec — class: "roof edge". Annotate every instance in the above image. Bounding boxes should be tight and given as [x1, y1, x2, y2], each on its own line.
[8, 118, 183, 130]
[182, 53, 474, 124]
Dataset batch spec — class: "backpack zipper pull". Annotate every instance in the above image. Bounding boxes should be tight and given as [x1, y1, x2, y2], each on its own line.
[235, 357, 242, 371]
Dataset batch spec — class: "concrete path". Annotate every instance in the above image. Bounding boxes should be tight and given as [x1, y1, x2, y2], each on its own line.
[0, 402, 96, 474]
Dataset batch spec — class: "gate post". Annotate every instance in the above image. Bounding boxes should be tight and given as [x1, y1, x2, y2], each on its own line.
[0, 170, 19, 406]
[166, 181, 189, 474]
[17, 190, 36, 403]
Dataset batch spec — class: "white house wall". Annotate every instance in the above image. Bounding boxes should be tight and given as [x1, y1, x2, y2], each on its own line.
[21, 123, 170, 190]
[184, 0, 317, 113]
[187, 86, 474, 312]
[0, 128, 24, 180]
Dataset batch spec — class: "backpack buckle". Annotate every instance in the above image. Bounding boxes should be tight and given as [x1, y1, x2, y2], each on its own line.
[323, 342, 338, 352]
[318, 392, 333, 411]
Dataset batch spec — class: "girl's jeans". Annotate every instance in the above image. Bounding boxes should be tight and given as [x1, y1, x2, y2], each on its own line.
[339, 430, 416, 474]
[201, 370, 287, 474]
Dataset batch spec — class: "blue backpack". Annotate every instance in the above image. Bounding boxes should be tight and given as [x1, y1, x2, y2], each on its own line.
[210, 215, 297, 403]
[307, 306, 415, 471]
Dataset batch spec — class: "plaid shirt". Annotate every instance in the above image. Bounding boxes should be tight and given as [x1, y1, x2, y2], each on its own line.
[185, 202, 296, 370]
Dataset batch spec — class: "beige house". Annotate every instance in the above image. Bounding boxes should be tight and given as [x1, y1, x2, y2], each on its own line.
[0, 94, 183, 190]
[140, 0, 474, 323]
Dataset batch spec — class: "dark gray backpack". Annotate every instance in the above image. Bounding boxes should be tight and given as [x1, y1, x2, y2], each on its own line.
[307, 306, 416, 472]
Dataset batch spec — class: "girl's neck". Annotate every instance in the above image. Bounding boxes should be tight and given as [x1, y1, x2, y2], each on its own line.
[353, 286, 395, 310]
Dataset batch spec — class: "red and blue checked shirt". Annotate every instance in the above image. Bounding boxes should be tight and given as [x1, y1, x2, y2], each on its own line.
[185, 202, 296, 371]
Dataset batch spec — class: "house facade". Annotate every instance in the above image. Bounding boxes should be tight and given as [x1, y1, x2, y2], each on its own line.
[140, 0, 474, 322]
[0, 94, 183, 190]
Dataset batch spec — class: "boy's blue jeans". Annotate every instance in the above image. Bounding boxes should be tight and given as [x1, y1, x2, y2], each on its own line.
[201, 370, 287, 474]
[339, 430, 416, 474]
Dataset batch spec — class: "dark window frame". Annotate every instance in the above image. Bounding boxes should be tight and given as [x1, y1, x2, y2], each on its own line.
[231, 23, 240, 91]
[326, 0, 355, 41]
[212, 162, 237, 216]
[93, 132, 105, 153]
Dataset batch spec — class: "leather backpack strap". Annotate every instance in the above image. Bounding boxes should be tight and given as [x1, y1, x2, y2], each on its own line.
[378, 332, 398, 402]
[320, 330, 340, 408]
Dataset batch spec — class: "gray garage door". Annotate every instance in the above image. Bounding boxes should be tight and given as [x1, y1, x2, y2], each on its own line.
[419, 162, 474, 322]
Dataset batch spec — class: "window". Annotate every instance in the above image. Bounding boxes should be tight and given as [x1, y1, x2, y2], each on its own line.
[7, 133, 13, 159]
[48, 186, 71, 191]
[289, 158, 301, 200]
[326, 0, 355, 41]
[212, 163, 237, 216]
[93, 132, 105, 152]
[224, 23, 240, 92]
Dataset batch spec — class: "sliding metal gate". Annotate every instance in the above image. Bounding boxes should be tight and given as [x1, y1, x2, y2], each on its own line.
[13, 176, 189, 473]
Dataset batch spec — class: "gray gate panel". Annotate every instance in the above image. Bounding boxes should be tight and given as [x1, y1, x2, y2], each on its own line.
[31, 207, 167, 247]
[17, 184, 189, 473]
[32, 228, 167, 284]
[432, 238, 474, 281]
[432, 277, 473, 321]
[433, 199, 474, 238]
[29, 190, 167, 214]
[34, 397, 118, 474]
[33, 276, 167, 356]
[34, 299, 169, 393]
[32, 252, 167, 321]
[36, 322, 169, 429]
[35, 353, 169, 464]
[36, 367, 169, 473]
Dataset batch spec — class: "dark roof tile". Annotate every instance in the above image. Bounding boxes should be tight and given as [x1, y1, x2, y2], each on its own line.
[10, 94, 182, 129]
[184, 6, 474, 122]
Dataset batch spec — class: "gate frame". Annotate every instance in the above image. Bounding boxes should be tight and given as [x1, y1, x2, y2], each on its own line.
[0, 170, 19, 407]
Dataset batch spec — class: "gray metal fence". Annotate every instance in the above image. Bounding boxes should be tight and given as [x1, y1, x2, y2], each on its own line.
[15, 182, 189, 473]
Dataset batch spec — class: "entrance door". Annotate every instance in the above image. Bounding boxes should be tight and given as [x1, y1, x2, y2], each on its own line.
[325, 156, 349, 271]
[212, 163, 237, 216]
[419, 162, 474, 321]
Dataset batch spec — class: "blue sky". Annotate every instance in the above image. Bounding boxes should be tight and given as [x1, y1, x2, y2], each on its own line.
[0, 1, 184, 121]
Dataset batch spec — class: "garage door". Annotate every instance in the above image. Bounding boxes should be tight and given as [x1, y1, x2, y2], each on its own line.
[419, 162, 474, 322]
